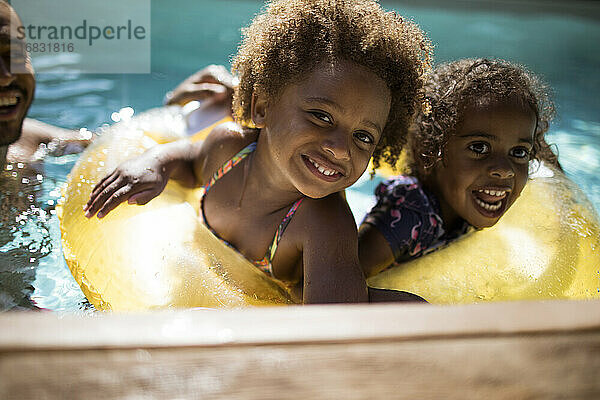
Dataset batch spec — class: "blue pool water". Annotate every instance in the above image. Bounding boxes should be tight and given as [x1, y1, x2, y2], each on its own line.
[2, 0, 600, 311]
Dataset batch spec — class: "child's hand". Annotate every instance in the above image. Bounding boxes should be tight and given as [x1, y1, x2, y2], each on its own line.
[83, 154, 169, 219]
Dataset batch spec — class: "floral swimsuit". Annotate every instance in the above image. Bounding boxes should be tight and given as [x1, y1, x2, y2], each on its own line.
[362, 175, 471, 267]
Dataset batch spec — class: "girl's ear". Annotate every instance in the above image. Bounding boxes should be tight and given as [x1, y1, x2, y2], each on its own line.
[250, 92, 267, 129]
[418, 152, 437, 176]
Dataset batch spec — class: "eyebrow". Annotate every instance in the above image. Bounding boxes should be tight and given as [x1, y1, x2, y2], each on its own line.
[458, 132, 533, 145]
[303, 96, 383, 134]
[304, 96, 343, 112]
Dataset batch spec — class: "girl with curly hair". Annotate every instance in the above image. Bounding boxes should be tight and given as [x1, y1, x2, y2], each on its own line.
[359, 58, 559, 277]
[83, 0, 431, 303]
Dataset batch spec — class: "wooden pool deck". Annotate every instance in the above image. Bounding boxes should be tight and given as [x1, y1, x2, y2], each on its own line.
[1, 300, 599, 399]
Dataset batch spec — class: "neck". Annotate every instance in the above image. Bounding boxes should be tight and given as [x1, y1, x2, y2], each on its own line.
[0, 145, 7, 171]
[437, 196, 462, 232]
[246, 134, 304, 211]
[422, 176, 462, 232]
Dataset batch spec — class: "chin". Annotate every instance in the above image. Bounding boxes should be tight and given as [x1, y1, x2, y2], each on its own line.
[292, 176, 341, 200]
[298, 188, 331, 199]
[474, 221, 497, 229]
[470, 215, 502, 229]
[0, 121, 25, 146]
[296, 182, 341, 199]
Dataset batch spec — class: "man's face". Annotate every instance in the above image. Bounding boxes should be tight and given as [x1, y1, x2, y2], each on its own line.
[0, 3, 34, 146]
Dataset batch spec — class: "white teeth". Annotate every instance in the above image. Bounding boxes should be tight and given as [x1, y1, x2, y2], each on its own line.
[0, 97, 18, 107]
[475, 197, 502, 211]
[478, 189, 506, 197]
[309, 157, 337, 177]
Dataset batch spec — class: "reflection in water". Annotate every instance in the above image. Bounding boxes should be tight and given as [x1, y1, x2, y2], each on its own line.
[0, 161, 92, 312]
[0, 165, 50, 311]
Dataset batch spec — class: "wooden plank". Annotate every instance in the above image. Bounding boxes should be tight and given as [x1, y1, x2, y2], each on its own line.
[1, 301, 599, 398]
[1, 300, 599, 350]
[1, 332, 599, 399]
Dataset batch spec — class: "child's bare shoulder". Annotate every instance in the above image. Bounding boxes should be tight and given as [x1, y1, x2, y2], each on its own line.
[202, 121, 255, 154]
[200, 122, 258, 175]
[294, 192, 357, 238]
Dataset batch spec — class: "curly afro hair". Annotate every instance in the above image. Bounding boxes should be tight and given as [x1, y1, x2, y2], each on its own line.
[410, 58, 558, 177]
[231, 0, 432, 170]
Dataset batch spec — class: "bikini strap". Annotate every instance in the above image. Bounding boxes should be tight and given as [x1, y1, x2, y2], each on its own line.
[253, 197, 304, 275]
[201, 140, 302, 277]
[203, 141, 257, 193]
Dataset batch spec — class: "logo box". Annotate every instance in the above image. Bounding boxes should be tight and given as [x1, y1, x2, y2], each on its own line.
[11, 0, 151, 74]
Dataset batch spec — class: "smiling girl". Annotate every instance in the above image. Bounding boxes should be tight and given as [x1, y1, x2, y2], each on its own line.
[359, 58, 559, 277]
[83, 0, 431, 303]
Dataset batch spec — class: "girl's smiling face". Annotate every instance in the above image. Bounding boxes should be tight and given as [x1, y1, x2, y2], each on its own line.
[427, 101, 537, 230]
[252, 59, 391, 198]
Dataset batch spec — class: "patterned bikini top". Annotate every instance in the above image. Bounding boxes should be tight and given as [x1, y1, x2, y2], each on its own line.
[201, 142, 303, 277]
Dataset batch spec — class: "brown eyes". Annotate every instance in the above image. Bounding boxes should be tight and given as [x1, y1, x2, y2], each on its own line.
[353, 131, 374, 144]
[510, 147, 531, 159]
[308, 110, 375, 145]
[468, 142, 531, 160]
[309, 110, 332, 124]
[468, 142, 489, 155]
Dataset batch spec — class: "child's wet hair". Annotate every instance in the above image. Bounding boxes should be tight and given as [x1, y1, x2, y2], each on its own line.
[411, 58, 558, 175]
[232, 0, 432, 169]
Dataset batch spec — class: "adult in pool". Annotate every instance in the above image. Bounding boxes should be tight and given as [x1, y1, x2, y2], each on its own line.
[0, 0, 92, 311]
[0, 0, 92, 173]
[0, 1, 32, 168]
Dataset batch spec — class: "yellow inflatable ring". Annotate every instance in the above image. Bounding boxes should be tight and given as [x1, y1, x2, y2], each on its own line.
[368, 161, 600, 303]
[58, 107, 296, 311]
[58, 107, 600, 310]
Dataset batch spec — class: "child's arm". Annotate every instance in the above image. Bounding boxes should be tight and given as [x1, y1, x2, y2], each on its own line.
[300, 195, 369, 304]
[83, 138, 203, 218]
[360, 227, 428, 303]
[357, 177, 439, 278]
[367, 287, 426, 303]
[358, 224, 395, 277]
[84, 122, 252, 219]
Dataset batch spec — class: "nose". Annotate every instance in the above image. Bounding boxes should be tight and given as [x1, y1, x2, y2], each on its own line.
[0, 58, 15, 87]
[322, 129, 351, 161]
[488, 157, 515, 179]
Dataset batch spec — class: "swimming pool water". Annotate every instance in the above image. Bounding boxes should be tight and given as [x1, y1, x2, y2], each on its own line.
[2, 0, 599, 312]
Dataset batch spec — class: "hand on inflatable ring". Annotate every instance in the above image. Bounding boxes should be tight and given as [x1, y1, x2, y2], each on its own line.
[83, 149, 170, 219]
